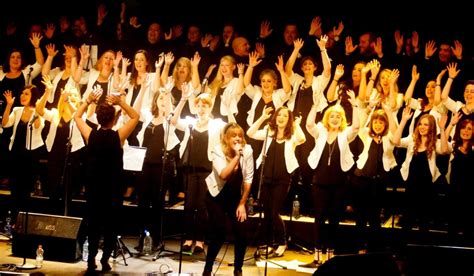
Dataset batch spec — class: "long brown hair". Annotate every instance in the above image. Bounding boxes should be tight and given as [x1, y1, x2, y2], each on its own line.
[368, 109, 389, 137]
[208, 55, 236, 98]
[221, 122, 246, 160]
[453, 119, 473, 151]
[413, 114, 437, 159]
[268, 106, 294, 140]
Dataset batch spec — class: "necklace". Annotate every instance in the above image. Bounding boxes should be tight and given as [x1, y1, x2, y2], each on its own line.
[327, 140, 337, 166]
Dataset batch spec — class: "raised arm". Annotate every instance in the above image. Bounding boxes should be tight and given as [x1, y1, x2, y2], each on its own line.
[190, 51, 201, 90]
[113, 95, 139, 145]
[306, 104, 319, 138]
[152, 54, 164, 93]
[36, 75, 53, 117]
[285, 38, 304, 77]
[244, 51, 261, 88]
[74, 86, 102, 143]
[247, 106, 272, 139]
[73, 45, 90, 83]
[160, 52, 174, 87]
[170, 82, 192, 126]
[346, 90, 360, 141]
[392, 106, 412, 146]
[41, 44, 58, 76]
[29, 32, 44, 65]
[403, 65, 420, 103]
[327, 64, 344, 102]
[2, 91, 14, 127]
[441, 63, 460, 102]
[437, 113, 449, 154]
[317, 35, 331, 78]
[276, 55, 291, 94]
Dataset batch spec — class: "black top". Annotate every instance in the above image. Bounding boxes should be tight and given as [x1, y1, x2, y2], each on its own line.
[50, 118, 71, 161]
[210, 87, 225, 120]
[48, 78, 68, 109]
[143, 122, 165, 164]
[255, 98, 274, 129]
[264, 139, 290, 184]
[171, 86, 192, 118]
[11, 120, 27, 153]
[86, 128, 123, 202]
[313, 137, 344, 185]
[407, 151, 432, 185]
[188, 128, 212, 171]
[357, 140, 385, 177]
[0, 74, 26, 108]
[450, 148, 473, 188]
[293, 84, 314, 120]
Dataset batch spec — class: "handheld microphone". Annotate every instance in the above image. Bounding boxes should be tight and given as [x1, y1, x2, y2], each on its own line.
[166, 112, 174, 121]
[200, 78, 208, 93]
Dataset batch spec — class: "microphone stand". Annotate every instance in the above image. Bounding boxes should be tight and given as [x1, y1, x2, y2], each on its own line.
[152, 114, 180, 260]
[16, 116, 36, 270]
[253, 124, 286, 275]
[61, 116, 75, 216]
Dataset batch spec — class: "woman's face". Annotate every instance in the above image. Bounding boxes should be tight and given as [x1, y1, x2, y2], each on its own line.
[379, 70, 391, 88]
[464, 84, 474, 104]
[460, 122, 473, 141]
[101, 52, 115, 71]
[196, 101, 211, 118]
[417, 117, 431, 136]
[9, 51, 22, 70]
[134, 53, 148, 72]
[156, 93, 168, 111]
[372, 118, 386, 135]
[176, 61, 190, 80]
[20, 88, 32, 106]
[260, 74, 276, 94]
[328, 111, 342, 130]
[425, 81, 436, 99]
[226, 129, 243, 147]
[301, 59, 315, 75]
[276, 109, 290, 128]
[352, 63, 365, 83]
[219, 59, 235, 77]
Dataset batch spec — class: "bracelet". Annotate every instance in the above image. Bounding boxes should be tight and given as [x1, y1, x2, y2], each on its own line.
[180, 98, 187, 102]
[369, 78, 376, 81]
[448, 77, 454, 80]
[333, 79, 339, 82]
[320, 49, 327, 52]
[86, 99, 92, 105]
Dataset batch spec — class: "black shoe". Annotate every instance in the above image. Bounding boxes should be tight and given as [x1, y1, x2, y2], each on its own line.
[182, 244, 192, 252]
[194, 245, 204, 254]
[234, 269, 242, 276]
[100, 260, 112, 272]
[299, 260, 321, 268]
[202, 269, 212, 276]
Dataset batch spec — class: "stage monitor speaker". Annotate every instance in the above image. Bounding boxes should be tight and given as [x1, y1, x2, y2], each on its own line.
[12, 212, 83, 262]
[314, 252, 401, 276]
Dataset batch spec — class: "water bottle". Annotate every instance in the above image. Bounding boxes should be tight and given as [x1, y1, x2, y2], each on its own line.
[36, 245, 44, 268]
[247, 195, 254, 216]
[292, 195, 301, 220]
[143, 230, 152, 255]
[4, 210, 12, 238]
[82, 237, 89, 262]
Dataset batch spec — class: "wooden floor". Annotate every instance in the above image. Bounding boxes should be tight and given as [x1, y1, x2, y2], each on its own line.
[0, 235, 318, 275]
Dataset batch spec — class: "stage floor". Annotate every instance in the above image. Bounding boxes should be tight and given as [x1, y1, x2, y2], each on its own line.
[1, 235, 318, 275]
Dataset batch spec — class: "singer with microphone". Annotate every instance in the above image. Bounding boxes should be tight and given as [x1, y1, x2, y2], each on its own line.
[170, 89, 226, 254]
[203, 122, 253, 276]
[2, 86, 43, 218]
[247, 106, 305, 257]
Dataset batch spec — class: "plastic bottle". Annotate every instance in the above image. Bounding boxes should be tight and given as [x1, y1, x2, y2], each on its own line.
[36, 245, 44, 268]
[4, 210, 12, 238]
[247, 195, 254, 216]
[292, 195, 301, 220]
[82, 237, 89, 262]
[143, 230, 152, 255]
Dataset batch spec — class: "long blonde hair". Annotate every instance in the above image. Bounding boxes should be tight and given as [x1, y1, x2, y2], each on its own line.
[208, 55, 236, 98]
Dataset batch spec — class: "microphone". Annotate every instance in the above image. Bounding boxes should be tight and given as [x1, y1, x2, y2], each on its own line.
[27, 67, 34, 84]
[200, 77, 208, 93]
[29, 114, 39, 126]
[166, 112, 174, 121]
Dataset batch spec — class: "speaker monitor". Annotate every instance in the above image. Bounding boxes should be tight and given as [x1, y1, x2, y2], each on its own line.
[12, 212, 83, 262]
[314, 252, 401, 276]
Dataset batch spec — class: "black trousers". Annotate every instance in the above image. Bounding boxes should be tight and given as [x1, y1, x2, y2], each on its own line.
[204, 191, 247, 272]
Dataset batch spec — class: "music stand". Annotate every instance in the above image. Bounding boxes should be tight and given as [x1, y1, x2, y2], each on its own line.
[16, 120, 36, 270]
[252, 125, 287, 274]
[111, 235, 132, 266]
[153, 116, 180, 260]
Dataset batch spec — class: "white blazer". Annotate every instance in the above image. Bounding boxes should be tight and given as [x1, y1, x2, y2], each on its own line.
[252, 124, 305, 174]
[244, 85, 289, 127]
[3, 107, 44, 150]
[399, 136, 443, 182]
[46, 68, 78, 104]
[287, 72, 330, 113]
[205, 144, 254, 197]
[356, 129, 397, 171]
[307, 123, 355, 172]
